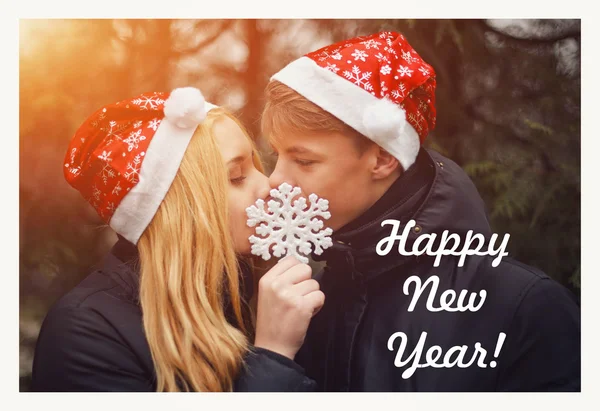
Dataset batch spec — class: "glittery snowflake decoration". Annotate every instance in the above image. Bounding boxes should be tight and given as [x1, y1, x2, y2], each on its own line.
[246, 183, 334, 263]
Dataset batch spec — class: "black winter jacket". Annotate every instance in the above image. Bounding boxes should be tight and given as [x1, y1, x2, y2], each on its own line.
[31, 238, 316, 392]
[295, 148, 581, 391]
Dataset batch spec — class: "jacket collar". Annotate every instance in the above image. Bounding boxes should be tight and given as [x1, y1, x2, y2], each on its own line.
[102, 235, 141, 304]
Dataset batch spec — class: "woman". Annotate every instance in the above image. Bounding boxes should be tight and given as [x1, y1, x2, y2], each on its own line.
[31, 87, 323, 392]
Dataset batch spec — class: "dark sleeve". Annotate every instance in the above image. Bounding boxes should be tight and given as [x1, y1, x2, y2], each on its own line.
[31, 305, 154, 392]
[234, 347, 317, 392]
[496, 278, 581, 391]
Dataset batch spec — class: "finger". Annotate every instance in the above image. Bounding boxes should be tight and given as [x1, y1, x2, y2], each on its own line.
[277, 263, 312, 286]
[261, 254, 302, 281]
[292, 279, 320, 296]
[303, 290, 325, 316]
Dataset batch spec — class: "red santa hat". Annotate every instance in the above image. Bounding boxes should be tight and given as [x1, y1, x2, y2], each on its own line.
[64, 87, 218, 244]
[271, 31, 437, 171]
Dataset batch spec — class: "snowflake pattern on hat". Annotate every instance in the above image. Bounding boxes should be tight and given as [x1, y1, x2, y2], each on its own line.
[64, 92, 167, 222]
[306, 31, 437, 142]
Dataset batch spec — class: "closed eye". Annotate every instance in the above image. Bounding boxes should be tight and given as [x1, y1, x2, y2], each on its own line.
[230, 176, 247, 185]
[295, 159, 316, 166]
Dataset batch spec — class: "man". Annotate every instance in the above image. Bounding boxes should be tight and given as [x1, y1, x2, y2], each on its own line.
[260, 31, 580, 391]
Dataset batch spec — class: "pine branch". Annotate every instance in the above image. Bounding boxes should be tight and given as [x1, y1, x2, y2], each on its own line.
[464, 99, 559, 173]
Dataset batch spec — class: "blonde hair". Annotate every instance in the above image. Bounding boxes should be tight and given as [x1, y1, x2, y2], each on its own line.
[261, 80, 373, 154]
[137, 108, 262, 392]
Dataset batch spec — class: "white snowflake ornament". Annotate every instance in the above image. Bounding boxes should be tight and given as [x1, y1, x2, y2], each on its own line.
[246, 183, 334, 264]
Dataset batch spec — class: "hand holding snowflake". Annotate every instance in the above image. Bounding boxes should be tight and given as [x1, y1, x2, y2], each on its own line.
[246, 183, 333, 264]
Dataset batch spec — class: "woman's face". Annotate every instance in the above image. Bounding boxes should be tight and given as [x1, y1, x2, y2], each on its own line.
[213, 116, 270, 255]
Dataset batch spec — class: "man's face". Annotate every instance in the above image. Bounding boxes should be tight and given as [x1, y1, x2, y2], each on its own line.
[268, 130, 380, 231]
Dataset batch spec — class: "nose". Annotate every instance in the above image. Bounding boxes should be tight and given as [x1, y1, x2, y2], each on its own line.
[255, 169, 271, 201]
[268, 158, 291, 190]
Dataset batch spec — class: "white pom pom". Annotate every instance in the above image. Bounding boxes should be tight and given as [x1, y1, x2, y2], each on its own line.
[362, 98, 407, 142]
[163, 87, 207, 129]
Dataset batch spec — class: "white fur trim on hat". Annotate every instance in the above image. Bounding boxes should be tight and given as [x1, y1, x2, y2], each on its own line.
[110, 96, 217, 244]
[271, 57, 420, 171]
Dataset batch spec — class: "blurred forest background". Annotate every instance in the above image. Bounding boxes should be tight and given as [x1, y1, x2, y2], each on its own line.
[19, 19, 581, 391]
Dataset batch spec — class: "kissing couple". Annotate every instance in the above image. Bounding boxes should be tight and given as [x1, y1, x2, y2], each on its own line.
[31, 31, 580, 392]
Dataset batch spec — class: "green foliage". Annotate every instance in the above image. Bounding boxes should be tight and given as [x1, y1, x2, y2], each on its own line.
[463, 125, 580, 291]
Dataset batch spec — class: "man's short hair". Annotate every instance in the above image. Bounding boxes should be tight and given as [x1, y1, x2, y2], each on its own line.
[261, 80, 374, 156]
